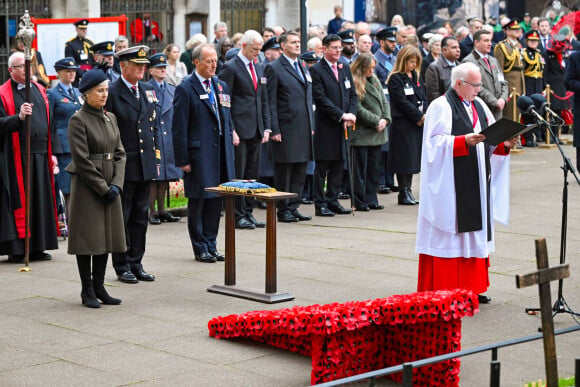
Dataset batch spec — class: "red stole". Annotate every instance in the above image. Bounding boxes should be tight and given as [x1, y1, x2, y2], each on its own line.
[0, 80, 58, 239]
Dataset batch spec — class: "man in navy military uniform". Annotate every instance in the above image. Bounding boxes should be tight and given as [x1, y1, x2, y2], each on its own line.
[374, 27, 397, 87]
[338, 29, 357, 65]
[105, 46, 159, 283]
[91, 41, 120, 82]
[64, 19, 94, 87]
[172, 44, 235, 263]
[374, 27, 399, 194]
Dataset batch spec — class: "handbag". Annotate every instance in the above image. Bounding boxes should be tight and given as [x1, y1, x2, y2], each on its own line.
[561, 109, 573, 126]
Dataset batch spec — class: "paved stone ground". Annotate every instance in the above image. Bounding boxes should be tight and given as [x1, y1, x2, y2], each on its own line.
[1, 143, 579, 386]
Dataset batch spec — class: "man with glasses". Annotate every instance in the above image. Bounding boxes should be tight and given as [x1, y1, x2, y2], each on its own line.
[416, 62, 517, 304]
[462, 29, 508, 121]
[0, 51, 59, 263]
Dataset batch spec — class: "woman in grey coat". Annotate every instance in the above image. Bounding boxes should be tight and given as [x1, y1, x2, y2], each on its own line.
[67, 69, 126, 308]
[350, 53, 391, 211]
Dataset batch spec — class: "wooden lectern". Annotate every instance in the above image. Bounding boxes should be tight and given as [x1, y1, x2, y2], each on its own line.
[205, 187, 297, 303]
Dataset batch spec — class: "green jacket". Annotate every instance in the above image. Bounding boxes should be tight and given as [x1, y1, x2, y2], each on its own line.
[350, 74, 391, 147]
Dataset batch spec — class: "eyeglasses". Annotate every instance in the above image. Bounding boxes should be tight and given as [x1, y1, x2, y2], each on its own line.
[10, 65, 25, 69]
[462, 79, 482, 89]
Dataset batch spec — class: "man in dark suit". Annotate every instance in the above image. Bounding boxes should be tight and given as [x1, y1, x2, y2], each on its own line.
[538, 17, 552, 54]
[219, 30, 271, 230]
[309, 34, 358, 217]
[105, 46, 158, 283]
[264, 31, 314, 223]
[459, 17, 483, 61]
[172, 44, 235, 262]
[425, 36, 461, 103]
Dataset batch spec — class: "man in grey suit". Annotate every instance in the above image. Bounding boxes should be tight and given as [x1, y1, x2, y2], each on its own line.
[462, 30, 507, 121]
[219, 30, 271, 230]
[264, 31, 314, 223]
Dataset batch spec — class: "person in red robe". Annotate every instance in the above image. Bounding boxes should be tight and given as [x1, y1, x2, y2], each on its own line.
[130, 13, 163, 44]
[0, 51, 59, 262]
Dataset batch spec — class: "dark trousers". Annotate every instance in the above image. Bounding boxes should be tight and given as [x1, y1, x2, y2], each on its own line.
[353, 145, 381, 207]
[113, 180, 152, 275]
[234, 136, 261, 221]
[379, 150, 396, 187]
[274, 161, 307, 214]
[313, 159, 343, 209]
[187, 197, 222, 255]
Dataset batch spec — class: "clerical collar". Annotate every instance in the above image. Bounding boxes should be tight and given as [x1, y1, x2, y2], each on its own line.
[462, 99, 471, 108]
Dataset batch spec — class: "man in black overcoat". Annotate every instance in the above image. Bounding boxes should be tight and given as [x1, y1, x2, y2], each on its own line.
[105, 46, 158, 283]
[264, 31, 314, 222]
[219, 29, 271, 230]
[309, 34, 358, 217]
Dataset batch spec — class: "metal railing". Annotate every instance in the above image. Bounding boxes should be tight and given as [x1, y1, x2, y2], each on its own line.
[314, 325, 580, 387]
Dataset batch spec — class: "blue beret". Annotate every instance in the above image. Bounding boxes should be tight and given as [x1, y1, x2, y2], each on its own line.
[79, 68, 108, 93]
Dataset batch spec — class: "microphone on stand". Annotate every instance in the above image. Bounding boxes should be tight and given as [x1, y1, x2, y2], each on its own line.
[516, 95, 550, 125]
[530, 93, 565, 124]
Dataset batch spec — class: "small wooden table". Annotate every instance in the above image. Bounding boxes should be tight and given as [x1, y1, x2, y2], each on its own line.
[205, 187, 297, 303]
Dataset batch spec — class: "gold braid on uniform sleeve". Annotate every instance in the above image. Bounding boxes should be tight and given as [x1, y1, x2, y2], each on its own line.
[523, 50, 543, 79]
[498, 42, 519, 73]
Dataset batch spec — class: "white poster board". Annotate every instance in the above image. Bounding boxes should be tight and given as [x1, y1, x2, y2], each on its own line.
[34, 17, 125, 77]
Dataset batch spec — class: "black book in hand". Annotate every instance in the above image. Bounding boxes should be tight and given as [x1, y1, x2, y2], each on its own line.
[479, 118, 537, 146]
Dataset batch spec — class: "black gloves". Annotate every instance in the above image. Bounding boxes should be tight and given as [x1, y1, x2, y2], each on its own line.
[102, 185, 121, 204]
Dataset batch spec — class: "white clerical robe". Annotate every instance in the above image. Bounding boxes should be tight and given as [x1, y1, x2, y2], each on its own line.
[415, 95, 511, 259]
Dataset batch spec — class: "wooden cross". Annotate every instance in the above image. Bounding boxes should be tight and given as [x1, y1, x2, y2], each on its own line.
[516, 238, 570, 387]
